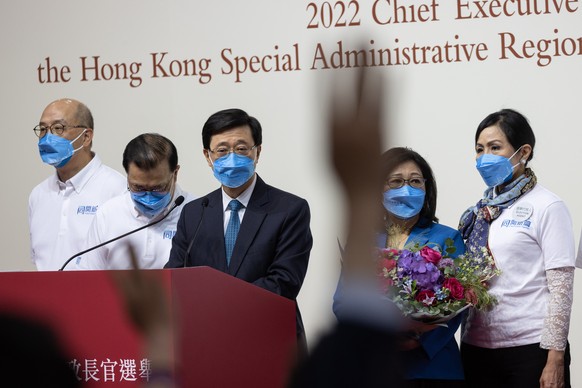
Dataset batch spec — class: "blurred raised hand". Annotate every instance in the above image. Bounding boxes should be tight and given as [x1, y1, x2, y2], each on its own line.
[330, 68, 384, 202]
[329, 68, 386, 274]
[287, 67, 404, 388]
[112, 246, 170, 334]
[111, 246, 175, 388]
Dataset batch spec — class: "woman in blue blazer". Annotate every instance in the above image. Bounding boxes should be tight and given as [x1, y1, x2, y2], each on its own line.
[334, 147, 465, 387]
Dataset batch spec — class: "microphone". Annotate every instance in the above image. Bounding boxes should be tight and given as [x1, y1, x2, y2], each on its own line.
[59, 195, 185, 271]
[183, 197, 209, 268]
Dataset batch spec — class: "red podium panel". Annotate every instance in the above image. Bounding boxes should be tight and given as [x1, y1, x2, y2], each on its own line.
[0, 267, 296, 387]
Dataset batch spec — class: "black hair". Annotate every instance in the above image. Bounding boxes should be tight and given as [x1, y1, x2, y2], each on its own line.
[381, 147, 438, 226]
[122, 133, 178, 172]
[0, 313, 80, 388]
[475, 108, 536, 163]
[202, 108, 262, 150]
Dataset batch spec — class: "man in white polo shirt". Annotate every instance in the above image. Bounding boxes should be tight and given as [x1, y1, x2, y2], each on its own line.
[76, 133, 194, 270]
[29, 98, 126, 271]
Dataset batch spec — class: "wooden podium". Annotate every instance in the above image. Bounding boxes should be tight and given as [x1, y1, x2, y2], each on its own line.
[0, 267, 297, 387]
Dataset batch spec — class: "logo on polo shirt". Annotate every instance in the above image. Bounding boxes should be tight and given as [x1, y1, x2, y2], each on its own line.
[163, 230, 176, 240]
[501, 219, 532, 229]
[77, 205, 98, 215]
[501, 202, 533, 229]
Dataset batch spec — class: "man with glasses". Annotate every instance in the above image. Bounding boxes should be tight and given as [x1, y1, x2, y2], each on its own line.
[29, 98, 126, 271]
[76, 133, 194, 270]
[165, 108, 313, 349]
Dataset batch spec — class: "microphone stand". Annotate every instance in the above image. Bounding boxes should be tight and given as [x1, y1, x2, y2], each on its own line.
[59, 196, 185, 271]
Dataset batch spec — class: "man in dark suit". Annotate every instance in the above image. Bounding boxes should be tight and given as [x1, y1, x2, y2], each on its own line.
[165, 108, 312, 346]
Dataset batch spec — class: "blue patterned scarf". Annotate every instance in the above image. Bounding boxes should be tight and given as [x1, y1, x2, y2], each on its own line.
[458, 169, 537, 255]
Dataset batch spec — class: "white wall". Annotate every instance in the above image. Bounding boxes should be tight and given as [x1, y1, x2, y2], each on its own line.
[2, 0, 581, 383]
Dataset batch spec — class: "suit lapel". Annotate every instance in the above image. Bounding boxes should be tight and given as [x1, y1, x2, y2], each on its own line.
[228, 177, 269, 276]
[203, 190, 228, 272]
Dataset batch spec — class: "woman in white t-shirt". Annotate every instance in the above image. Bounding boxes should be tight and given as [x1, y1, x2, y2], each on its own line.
[458, 109, 575, 388]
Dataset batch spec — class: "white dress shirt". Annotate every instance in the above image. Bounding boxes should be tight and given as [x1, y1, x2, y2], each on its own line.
[76, 186, 194, 270]
[28, 155, 126, 271]
[221, 175, 257, 233]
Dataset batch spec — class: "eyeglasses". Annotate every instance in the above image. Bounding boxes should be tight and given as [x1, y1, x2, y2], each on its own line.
[33, 123, 86, 138]
[385, 177, 427, 189]
[128, 175, 174, 194]
[208, 144, 257, 158]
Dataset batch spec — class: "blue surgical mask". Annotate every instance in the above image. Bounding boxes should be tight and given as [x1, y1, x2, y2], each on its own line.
[383, 186, 426, 220]
[131, 191, 172, 218]
[38, 130, 86, 168]
[475, 147, 523, 187]
[212, 153, 255, 188]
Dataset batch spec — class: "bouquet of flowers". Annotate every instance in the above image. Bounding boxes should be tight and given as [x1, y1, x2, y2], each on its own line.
[376, 239, 499, 324]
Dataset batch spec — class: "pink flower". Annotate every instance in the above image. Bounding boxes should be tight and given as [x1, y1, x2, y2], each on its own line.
[416, 290, 436, 306]
[419, 246, 441, 265]
[378, 258, 397, 272]
[443, 278, 465, 300]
